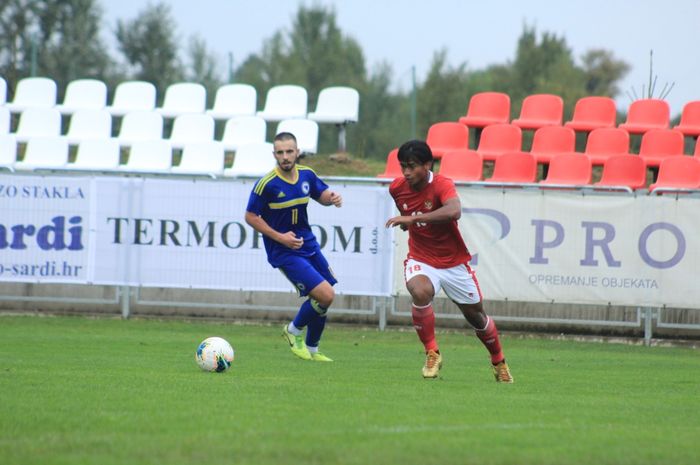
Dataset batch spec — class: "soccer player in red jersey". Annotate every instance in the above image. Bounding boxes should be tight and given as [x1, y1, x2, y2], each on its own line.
[386, 140, 513, 382]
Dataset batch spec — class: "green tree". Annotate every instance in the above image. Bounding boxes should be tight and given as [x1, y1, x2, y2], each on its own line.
[580, 49, 630, 97]
[0, 0, 35, 93]
[235, 5, 367, 155]
[416, 50, 470, 137]
[115, 2, 182, 100]
[186, 35, 222, 107]
[36, 0, 113, 98]
[353, 62, 411, 158]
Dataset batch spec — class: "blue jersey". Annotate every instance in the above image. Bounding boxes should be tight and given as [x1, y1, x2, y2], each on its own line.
[246, 165, 329, 267]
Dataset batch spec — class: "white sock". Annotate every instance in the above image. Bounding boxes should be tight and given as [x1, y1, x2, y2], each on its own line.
[287, 322, 302, 336]
[307, 345, 318, 354]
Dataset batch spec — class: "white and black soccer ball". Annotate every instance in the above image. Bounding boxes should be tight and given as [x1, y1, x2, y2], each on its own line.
[195, 337, 235, 372]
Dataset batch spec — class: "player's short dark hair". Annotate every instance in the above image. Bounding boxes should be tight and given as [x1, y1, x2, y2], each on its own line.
[274, 132, 297, 144]
[397, 139, 433, 165]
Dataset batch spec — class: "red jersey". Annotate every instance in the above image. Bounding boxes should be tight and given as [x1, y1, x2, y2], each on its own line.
[389, 172, 472, 268]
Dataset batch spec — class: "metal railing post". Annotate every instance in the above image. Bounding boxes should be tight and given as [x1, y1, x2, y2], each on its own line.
[121, 286, 131, 319]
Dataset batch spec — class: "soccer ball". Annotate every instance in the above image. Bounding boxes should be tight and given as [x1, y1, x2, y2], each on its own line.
[195, 337, 235, 372]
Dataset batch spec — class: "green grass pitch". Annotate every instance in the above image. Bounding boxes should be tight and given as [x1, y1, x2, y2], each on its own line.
[1, 315, 699, 465]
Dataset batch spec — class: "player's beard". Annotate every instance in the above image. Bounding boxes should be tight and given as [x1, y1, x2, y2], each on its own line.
[277, 159, 296, 171]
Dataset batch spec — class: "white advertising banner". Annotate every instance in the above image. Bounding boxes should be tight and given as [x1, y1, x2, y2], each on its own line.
[90, 177, 394, 296]
[392, 188, 700, 309]
[0, 174, 92, 283]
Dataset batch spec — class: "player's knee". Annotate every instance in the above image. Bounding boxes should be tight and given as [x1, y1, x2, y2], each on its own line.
[309, 281, 334, 309]
[408, 287, 433, 306]
[311, 298, 330, 315]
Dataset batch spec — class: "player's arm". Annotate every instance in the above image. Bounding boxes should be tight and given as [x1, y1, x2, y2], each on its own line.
[386, 197, 461, 228]
[317, 189, 342, 207]
[244, 211, 303, 250]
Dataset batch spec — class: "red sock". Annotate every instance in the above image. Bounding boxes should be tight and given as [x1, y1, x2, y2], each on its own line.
[475, 316, 504, 364]
[412, 303, 438, 352]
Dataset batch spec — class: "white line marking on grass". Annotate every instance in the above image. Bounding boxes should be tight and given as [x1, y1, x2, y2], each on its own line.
[361, 423, 552, 435]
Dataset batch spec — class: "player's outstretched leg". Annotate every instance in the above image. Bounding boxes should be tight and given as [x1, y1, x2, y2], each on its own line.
[305, 299, 333, 362]
[459, 303, 513, 383]
[474, 316, 513, 383]
[412, 302, 442, 378]
[282, 322, 311, 360]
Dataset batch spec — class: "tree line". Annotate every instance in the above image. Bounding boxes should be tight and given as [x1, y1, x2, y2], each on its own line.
[0, 1, 631, 158]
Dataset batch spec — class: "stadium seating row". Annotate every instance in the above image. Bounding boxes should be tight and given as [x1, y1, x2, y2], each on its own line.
[457, 92, 700, 136]
[0, 135, 275, 178]
[377, 147, 700, 194]
[0, 76, 360, 125]
[0, 107, 319, 155]
[424, 123, 696, 167]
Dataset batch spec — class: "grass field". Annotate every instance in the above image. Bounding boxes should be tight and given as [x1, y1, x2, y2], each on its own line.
[1, 315, 699, 465]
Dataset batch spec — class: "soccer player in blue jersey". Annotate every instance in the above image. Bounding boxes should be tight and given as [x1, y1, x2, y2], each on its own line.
[245, 132, 343, 362]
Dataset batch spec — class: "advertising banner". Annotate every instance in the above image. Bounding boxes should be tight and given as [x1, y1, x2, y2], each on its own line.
[392, 188, 700, 309]
[90, 177, 394, 296]
[0, 174, 92, 283]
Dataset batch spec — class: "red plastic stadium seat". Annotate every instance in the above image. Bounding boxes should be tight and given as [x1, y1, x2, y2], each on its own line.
[512, 94, 564, 130]
[426, 121, 469, 159]
[474, 123, 522, 161]
[377, 147, 401, 179]
[539, 153, 592, 186]
[637, 129, 685, 168]
[673, 100, 700, 137]
[583, 127, 630, 165]
[458, 92, 511, 128]
[486, 151, 537, 183]
[649, 157, 700, 193]
[594, 155, 647, 190]
[618, 99, 670, 134]
[529, 126, 576, 164]
[438, 149, 483, 181]
[564, 96, 617, 132]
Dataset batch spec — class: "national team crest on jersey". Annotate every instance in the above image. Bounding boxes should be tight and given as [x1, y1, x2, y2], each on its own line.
[302, 181, 310, 194]
[424, 200, 433, 210]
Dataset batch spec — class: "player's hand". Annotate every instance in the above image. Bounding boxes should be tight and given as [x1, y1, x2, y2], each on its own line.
[280, 231, 304, 249]
[328, 191, 342, 207]
[385, 216, 412, 229]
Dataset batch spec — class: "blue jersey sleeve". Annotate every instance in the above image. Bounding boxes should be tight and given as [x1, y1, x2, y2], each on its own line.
[246, 181, 266, 216]
[308, 171, 329, 200]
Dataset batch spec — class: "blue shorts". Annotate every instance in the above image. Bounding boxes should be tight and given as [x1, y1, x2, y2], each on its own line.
[277, 252, 337, 297]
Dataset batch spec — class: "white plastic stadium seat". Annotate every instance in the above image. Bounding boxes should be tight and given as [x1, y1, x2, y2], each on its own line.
[220, 116, 267, 151]
[206, 83, 257, 120]
[224, 142, 275, 177]
[276, 119, 319, 155]
[308, 86, 360, 124]
[117, 111, 163, 146]
[14, 136, 69, 170]
[64, 109, 112, 145]
[157, 82, 207, 118]
[256, 85, 308, 122]
[55, 79, 108, 115]
[171, 141, 225, 176]
[308, 86, 360, 152]
[0, 76, 6, 105]
[167, 113, 215, 149]
[0, 134, 17, 171]
[106, 80, 157, 116]
[0, 106, 10, 134]
[5, 77, 57, 113]
[121, 139, 172, 173]
[13, 108, 62, 143]
[70, 138, 121, 171]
